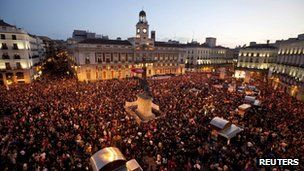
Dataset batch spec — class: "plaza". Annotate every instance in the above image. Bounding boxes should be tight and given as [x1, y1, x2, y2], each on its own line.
[1, 1, 304, 170]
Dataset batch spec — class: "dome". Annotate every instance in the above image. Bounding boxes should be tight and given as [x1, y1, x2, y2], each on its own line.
[139, 10, 146, 17]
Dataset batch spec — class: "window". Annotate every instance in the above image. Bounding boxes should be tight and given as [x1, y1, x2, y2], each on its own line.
[103, 54, 105, 62]
[16, 62, 22, 69]
[96, 52, 102, 63]
[5, 73, 13, 79]
[1, 43, 8, 49]
[0, 34, 5, 39]
[16, 72, 24, 79]
[14, 54, 21, 59]
[13, 43, 18, 50]
[85, 57, 90, 64]
[2, 53, 9, 59]
[5, 63, 11, 70]
[12, 35, 17, 40]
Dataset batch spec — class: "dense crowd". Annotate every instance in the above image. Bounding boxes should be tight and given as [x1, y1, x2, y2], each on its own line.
[0, 72, 303, 170]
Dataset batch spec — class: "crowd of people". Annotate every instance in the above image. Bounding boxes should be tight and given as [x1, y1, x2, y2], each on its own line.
[0, 71, 303, 170]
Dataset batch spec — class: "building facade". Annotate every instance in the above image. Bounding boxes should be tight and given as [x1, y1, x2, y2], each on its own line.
[0, 20, 45, 85]
[184, 39, 234, 68]
[269, 34, 304, 100]
[71, 11, 185, 81]
[237, 42, 277, 70]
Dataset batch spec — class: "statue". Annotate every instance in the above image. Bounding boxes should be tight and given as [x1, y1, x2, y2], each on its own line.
[139, 57, 151, 97]
[124, 50, 160, 124]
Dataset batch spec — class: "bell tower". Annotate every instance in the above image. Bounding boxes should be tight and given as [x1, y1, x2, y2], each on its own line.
[136, 10, 149, 40]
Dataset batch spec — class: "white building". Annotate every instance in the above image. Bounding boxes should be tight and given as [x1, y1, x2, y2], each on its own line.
[184, 38, 234, 68]
[237, 42, 277, 70]
[70, 10, 185, 81]
[269, 34, 304, 100]
[0, 20, 45, 85]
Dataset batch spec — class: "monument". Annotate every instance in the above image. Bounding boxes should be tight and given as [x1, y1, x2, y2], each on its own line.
[125, 58, 160, 123]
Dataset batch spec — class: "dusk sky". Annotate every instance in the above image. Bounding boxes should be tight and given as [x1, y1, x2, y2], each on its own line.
[1, 0, 303, 48]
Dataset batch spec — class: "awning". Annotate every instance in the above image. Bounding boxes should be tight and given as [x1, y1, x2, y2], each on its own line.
[238, 104, 251, 111]
[126, 159, 143, 171]
[244, 96, 256, 102]
[210, 117, 230, 130]
[219, 124, 243, 139]
[90, 147, 127, 171]
[131, 68, 144, 74]
[254, 100, 261, 106]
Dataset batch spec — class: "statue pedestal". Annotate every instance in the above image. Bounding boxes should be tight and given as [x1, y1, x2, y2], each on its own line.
[125, 93, 159, 123]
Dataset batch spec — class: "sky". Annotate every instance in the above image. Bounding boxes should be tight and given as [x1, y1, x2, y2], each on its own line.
[1, 0, 304, 48]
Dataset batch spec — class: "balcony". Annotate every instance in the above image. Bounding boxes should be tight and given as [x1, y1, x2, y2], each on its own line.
[14, 55, 21, 59]
[1, 46, 8, 50]
[2, 55, 10, 59]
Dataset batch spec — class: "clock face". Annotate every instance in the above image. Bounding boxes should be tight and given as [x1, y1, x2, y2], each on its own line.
[143, 28, 147, 33]
[137, 28, 140, 33]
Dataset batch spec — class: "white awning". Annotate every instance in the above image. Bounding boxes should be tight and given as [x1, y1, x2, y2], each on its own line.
[210, 117, 230, 130]
[90, 147, 126, 171]
[254, 100, 261, 106]
[219, 124, 243, 139]
[126, 159, 143, 171]
[244, 95, 256, 102]
[238, 104, 251, 110]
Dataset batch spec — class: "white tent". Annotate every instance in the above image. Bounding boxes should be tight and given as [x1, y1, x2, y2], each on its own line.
[238, 104, 251, 111]
[244, 96, 256, 103]
[90, 147, 126, 171]
[247, 85, 256, 90]
[210, 117, 230, 130]
[219, 124, 243, 139]
[126, 159, 143, 171]
[254, 100, 261, 106]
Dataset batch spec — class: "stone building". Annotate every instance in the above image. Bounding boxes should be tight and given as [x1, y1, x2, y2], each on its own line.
[71, 10, 185, 81]
[0, 20, 45, 85]
[269, 34, 304, 100]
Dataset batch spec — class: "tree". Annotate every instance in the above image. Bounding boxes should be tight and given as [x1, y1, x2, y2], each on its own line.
[41, 51, 76, 79]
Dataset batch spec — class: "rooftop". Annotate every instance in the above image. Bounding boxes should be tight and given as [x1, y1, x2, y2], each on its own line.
[154, 41, 185, 48]
[79, 38, 132, 45]
[244, 44, 277, 49]
[0, 20, 15, 27]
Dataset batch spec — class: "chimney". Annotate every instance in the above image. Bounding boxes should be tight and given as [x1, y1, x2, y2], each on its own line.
[267, 40, 270, 44]
[151, 31, 155, 41]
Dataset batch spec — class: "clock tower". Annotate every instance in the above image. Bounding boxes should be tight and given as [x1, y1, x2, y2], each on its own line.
[136, 10, 149, 41]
